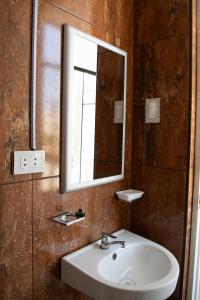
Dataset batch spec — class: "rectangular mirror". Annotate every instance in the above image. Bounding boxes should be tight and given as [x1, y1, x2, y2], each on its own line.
[61, 25, 127, 193]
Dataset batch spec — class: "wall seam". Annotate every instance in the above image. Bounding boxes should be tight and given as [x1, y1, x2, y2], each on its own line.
[0, 175, 60, 186]
[46, 0, 134, 46]
[134, 31, 190, 47]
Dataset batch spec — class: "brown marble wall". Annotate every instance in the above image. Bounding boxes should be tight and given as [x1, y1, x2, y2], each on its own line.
[0, 1, 33, 299]
[0, 0, 32, 184]
[131, 1, 190, 299]
[0, 0, 133, 299]
[1, 0, 192, 299]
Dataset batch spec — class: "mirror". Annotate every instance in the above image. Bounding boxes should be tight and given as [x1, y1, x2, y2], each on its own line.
[61, 25, 127, 192]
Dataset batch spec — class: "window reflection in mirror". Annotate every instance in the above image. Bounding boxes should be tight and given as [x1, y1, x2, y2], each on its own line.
[71, 36, 97, 184]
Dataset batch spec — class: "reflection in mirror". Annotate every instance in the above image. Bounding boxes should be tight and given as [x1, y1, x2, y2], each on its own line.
[94, 46, 124, 180]
[71, 35, 97, 184]
[61, 25, 127, 192]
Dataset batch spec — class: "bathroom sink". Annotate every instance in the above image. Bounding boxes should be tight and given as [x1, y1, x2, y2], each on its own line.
[61, 229, 179, 300]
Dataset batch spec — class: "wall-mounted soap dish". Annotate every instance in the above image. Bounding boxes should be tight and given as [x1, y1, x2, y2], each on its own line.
[52, 209, 85, 226]
[116, 189, 144, 203]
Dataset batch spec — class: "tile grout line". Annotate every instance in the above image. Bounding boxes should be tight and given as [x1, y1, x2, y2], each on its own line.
[0, 171, 135, 186]
[46, 0, 134, 46]
[132, 165, 188, 172]
[0, 166, 188, 187]
[133, 31, 190, 47]
[0, 175, 60, 186]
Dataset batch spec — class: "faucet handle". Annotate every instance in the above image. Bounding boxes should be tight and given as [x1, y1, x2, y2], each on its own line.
[102, 232, 117, 239]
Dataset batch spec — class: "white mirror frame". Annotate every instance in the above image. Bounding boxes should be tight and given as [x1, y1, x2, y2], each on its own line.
[61, 24, 127, 193]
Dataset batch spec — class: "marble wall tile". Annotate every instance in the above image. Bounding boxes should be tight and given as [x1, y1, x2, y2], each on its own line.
[0, 181, 32, 300]
[132, 101, 145, 166]
[131, 167, 187, 299]
[132, 1, 191, 299]
[45, 0, 134, 43]
[134, 0, 190, 44]
[175, 0, 190, 35]
[132, 34, 190, 171]
[33, 175, 131, 299]
[0, 0, 32, 184]
[131, 167, 186, 260]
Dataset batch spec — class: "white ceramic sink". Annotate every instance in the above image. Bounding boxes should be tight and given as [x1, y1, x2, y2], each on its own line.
[61, 229, 179, 300]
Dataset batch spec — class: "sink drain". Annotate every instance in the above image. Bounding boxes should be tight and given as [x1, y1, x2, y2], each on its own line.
[120, 279, 136, 286]
[112, 253, 117, 261]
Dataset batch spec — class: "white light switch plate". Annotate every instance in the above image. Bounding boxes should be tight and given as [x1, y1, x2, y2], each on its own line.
[13, 150, 45, 175]
[145, 98, 160, 123]
[114, 101, 123, 123]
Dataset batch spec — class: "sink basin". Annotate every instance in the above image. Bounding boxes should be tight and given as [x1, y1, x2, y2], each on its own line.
[61, 229, 179, 300]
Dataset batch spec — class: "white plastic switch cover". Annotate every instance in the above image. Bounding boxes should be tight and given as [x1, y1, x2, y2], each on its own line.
[114, 101, 123, 123]
[145, 98, 160, 123]
[13, 150, 45, 175]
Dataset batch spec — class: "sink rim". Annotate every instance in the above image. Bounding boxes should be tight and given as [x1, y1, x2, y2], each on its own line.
[62, 229, 180, 292]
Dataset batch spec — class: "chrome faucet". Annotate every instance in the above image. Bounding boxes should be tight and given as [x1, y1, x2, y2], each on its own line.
[100, 232, 126, 250]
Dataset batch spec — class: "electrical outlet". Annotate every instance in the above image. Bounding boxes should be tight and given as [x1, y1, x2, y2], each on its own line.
[32, 153, 42, 168]
[14, 150, 45, 175]
[20, 156, 29, 169]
